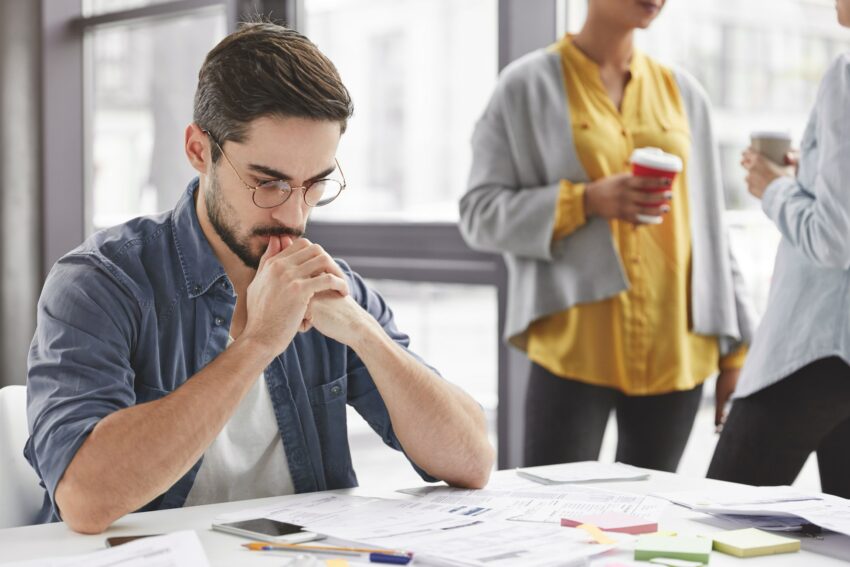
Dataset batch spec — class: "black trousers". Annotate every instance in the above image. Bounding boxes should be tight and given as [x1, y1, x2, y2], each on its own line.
[707, 357, 850, 498]
[524, 362, 703, 472]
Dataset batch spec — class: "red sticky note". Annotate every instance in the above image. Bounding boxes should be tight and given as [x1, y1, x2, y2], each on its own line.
[561, 512, 657, 534]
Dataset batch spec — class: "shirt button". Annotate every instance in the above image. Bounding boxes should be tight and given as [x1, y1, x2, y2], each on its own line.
[192, 284, 202, 294]
[330, 385, 342, 396]
[214, 316, 225, 326]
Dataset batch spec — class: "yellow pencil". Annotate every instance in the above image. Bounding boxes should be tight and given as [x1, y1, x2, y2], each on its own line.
[242, 541, 409, 555]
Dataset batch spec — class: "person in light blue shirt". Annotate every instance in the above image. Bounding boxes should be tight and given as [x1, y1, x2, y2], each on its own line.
[708, 0, 850, 497]
[25, 22, 494, 534]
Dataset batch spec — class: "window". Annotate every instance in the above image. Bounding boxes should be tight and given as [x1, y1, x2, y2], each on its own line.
[349, 280, 498, 488]
[84, 0, 173, 16]
[86, 6, 226, 231]
[302, 0, 499, 222]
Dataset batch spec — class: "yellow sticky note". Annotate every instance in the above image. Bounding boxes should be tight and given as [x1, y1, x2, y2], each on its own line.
[577, 523, 616, 545]
[325, 560, 349, 567]
[712, 528, 800, 558]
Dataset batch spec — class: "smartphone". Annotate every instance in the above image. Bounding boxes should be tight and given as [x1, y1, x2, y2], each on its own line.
[211, 518, 322, 544]
[105, 534, 160, 547]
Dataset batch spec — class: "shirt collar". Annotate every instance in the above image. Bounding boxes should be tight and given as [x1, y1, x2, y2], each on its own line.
[171, 177, 232, 299]
[557, 33, 645, 82]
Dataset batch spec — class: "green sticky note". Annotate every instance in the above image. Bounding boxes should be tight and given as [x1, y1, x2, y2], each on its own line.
[634, 535, 712, 563]
[712, 528, 801, 558]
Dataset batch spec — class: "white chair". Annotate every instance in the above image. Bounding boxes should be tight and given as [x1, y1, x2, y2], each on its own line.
[0, 385, 44, 528]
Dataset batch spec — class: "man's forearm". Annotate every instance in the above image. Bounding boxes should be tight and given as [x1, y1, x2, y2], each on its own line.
[350, 323, 494, 488]
[55, 337, 273, 534]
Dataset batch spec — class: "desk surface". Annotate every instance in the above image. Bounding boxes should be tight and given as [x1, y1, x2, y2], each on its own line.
[1, 468, 848, 566]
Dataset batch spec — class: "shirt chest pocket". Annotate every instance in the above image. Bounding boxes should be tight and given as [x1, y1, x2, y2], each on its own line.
[308, 374, 348, 406]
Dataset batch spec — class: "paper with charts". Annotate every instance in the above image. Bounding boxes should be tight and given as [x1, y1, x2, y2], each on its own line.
[0, 531, 209, 567]
[362, 518, 621, 567]
[215, 492, 622, 566]
[516, 461, 650, 485]
[400, 482, 667, 525]
[214, 492, 478, 541]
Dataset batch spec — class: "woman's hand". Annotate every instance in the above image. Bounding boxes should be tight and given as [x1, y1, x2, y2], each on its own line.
[584, 173, 672, 224]
[715, 368, 740, 432]
[741, 148, 796, 199]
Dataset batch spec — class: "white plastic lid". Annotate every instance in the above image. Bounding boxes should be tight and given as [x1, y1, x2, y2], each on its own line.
[630, 147, 682, 173]
[750, 130, 792, 140]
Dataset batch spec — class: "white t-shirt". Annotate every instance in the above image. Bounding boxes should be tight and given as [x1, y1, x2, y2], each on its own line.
[183, 364, 294, 506]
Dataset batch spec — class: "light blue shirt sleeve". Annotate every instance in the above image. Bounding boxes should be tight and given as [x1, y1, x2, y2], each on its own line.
[762, 54, 850, 269]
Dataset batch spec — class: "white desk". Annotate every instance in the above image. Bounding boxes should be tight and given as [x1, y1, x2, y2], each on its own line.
[1, 469, 848, 566]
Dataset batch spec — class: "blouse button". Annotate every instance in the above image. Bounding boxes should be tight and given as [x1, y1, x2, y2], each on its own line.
[330, 385, 342, 396]
[214, 316, 225, 326]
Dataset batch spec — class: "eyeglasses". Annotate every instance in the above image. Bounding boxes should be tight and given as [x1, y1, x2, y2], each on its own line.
[203, 130, 346, 209]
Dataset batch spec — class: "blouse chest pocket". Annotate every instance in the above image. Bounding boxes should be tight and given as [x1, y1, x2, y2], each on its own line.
[628, 123, 691, 163]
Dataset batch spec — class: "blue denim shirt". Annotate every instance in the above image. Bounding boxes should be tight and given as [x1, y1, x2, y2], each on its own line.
[25, 179, 436, 523]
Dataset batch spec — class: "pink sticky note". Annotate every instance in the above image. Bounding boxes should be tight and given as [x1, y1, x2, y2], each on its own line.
[561, 512, 657, 534]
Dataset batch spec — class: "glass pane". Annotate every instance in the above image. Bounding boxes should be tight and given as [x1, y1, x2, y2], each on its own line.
[84, 0, 173, 17]
[86, 9, 226, 232]
[636, 0, 850, 212]
[303, 0, 499, 223]
[347, 281, 498, 488]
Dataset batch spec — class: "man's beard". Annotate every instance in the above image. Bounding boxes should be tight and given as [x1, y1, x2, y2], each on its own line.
[205, 168, 304, 270]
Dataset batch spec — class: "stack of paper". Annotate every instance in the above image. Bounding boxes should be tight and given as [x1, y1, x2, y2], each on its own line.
[516, 462, 650, 485]
[655, 486, 850, 538]
[711, 528, 800, 558]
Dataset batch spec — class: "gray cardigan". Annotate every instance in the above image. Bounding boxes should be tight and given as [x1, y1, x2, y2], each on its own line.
[459, 48, 756, 356]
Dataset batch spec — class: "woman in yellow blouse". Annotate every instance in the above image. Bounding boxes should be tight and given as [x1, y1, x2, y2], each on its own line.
[460, 0, 755, 471]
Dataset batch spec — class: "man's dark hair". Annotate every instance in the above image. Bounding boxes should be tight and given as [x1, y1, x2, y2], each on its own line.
[193, 22, 354, 162]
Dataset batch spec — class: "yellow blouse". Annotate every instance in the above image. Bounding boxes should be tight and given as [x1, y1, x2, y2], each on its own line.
[525, 36, 745, 396]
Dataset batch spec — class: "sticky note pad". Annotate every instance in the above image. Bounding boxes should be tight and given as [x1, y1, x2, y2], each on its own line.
[634, 535, 712, 564]
[562, 512, 657, 534]
[712, 528, 800, 558]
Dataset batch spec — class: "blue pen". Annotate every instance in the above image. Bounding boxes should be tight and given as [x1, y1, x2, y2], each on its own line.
[369, 552, 412, 565]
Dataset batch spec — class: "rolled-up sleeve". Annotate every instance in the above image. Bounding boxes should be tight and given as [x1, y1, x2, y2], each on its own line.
[25, 255, 140, 519]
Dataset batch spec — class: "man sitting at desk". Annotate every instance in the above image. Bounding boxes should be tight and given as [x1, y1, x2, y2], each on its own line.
[24, 22, 494, 534]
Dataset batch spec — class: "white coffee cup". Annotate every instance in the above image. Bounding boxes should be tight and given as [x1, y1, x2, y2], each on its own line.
[750, 130, 792, 165]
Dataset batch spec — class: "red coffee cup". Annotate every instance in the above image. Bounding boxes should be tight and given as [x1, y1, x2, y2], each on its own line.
[630, 147, 682, 224]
